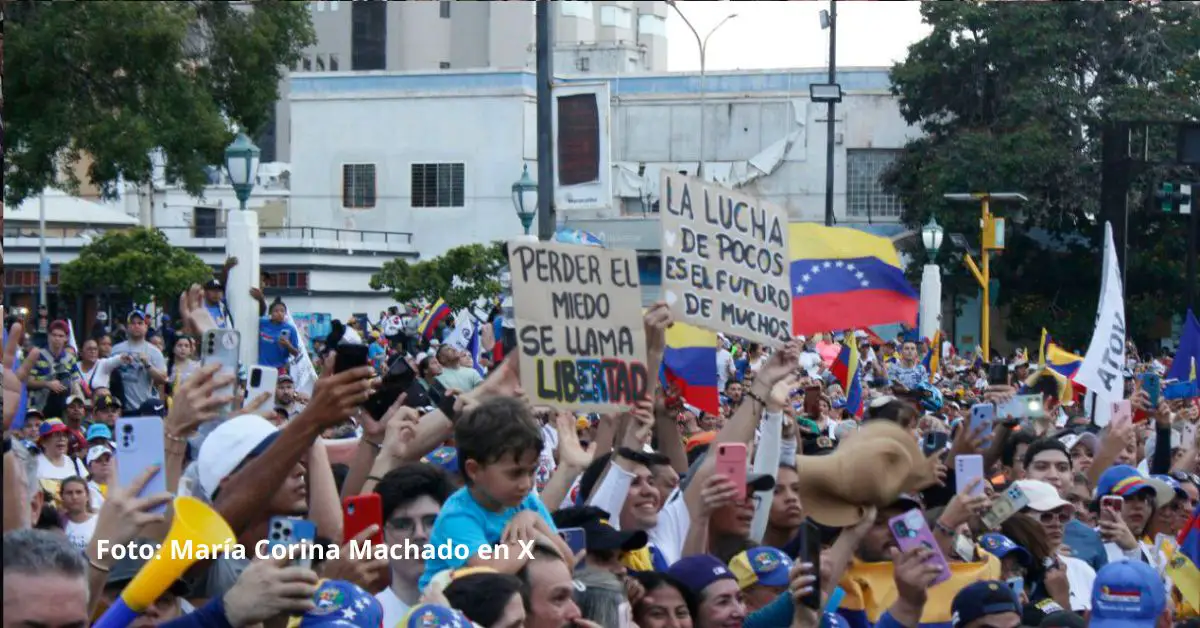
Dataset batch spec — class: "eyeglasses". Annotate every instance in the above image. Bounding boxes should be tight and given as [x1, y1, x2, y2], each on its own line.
[387, 514, 438, 535]
[1025, 508, 1072, 525]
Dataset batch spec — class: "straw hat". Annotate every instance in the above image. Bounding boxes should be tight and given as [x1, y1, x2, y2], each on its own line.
[796, 420, 938, 527]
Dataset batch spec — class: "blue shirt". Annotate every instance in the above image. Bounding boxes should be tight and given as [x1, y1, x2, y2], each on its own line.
[368, 342, 387, 372]
[1062, 518, 1107, 572]
[257, 318, 300, 368]
[205, 303, 230, 329]
[419, 487, 557, 589]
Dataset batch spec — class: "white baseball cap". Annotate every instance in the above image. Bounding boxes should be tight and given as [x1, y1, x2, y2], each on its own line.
[86, 445, 113, 465]
[1011, 479, 1072, 512]
[197, 414, 280, 500]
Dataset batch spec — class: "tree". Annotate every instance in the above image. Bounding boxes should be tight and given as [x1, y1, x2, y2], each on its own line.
[885, 2, 1200, 348]
[370, 243, 508, 314]
[4, 1, 315, 207]
[58, 228, 215, 307]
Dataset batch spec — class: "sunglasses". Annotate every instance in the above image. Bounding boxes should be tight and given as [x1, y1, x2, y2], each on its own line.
[1024, 508, 1072, 525]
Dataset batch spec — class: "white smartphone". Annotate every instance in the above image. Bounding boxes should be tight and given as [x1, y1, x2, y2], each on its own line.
[115, 416, 168, 513]
[201, 329, 241, 413]
[245, 365, 279, 412]
[955, 454, 986, 496]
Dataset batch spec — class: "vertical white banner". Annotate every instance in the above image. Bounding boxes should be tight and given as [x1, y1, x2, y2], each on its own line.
[1074, 222, 1126, 406]
[553, 82, 613, 212]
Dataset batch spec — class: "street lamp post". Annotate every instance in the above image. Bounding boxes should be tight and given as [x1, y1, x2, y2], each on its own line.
[918, 217, 945, 341]
[223, 133, 263, 368]
[666, 1, 737, 180]
[943, 192, 1026, 361]
[815, 0, 839, 226]
[512, 164, 538, 237]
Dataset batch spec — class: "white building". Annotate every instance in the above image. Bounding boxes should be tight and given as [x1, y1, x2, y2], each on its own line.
[289, 66, 917, 303]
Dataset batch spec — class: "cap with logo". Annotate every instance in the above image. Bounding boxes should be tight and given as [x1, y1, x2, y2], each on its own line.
[1095, 464, 1175, 508]
[667, 554, 737, 596]
[136, 399, 168, 418]
[729, 547, 794, 590]
[86, 445, 114, 465]
[978, 533, 1031, 567]
[396, 603, 471, 628]
[287, 579, 384, 628]
[95, 394, 121, 410]
[1089, 561, 1166, 628]
[204, 278, 224, 291]
[127, 310, 147, 323]
[950, 580, 1020, 628]
[423, 446, 459, 475]
[38, 418, 70, 441]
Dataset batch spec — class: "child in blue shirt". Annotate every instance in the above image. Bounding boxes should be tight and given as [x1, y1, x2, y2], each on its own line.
[419, 396, 558, 589]
[258, 299, 300, 369]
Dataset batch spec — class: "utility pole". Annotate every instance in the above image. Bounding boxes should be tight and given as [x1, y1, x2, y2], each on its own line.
[535, 1, 555, 242]
[1100, 123, 1130, 288]
[823, 0, 838, 227]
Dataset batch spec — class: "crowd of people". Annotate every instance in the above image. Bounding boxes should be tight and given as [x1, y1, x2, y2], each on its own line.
[3, 275, 1199, 628]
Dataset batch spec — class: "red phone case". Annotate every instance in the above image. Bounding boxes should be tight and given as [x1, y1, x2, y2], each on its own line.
[343, 494, 385, 546]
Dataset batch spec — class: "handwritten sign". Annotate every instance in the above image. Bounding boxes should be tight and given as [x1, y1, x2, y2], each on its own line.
[508, 240, 650, 412]
[659, 172, 792, 346]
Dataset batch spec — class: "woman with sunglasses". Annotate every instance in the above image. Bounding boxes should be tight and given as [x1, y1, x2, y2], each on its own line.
[1006, 479, 1096, 612]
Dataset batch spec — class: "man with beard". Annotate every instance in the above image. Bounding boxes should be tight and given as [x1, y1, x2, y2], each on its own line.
[110, 311, 168, 413]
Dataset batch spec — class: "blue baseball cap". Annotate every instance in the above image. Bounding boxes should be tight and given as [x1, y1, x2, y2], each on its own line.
[289, 579, 384, 628]
[824, 612, 850, 628]
[86, 424, 113, 442]
[978, 533, 1031, 567]
[423, 446, 459, 475]
[397, 603, 472, 627]
[137, 399, 167, 418]
[1151, 474, 1187, 500]
[667, 554, 737, 597]
[728, 547, 793, 589]
[1095, 465, 1174, 507]
[1089, 561, 1166, 628]
[127, 310, 147, 323]
[950, 581, 1020, 628]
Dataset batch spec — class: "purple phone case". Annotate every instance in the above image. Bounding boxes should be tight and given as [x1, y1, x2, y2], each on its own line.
[888, 509, 952, 585]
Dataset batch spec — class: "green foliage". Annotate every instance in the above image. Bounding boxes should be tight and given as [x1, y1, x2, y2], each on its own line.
[58, 228, 215, 306]
[370, 243, 508, 313]
[5, 1, 315, 207]
[886, 1, 1200, 347]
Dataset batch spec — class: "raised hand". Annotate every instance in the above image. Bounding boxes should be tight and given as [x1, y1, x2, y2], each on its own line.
[555, 410, 593, 471]
[86, 465, 174, 570]
[301, 365, 377, 428]
[167, 363, 237, 437]
[222, 555, 320, 626]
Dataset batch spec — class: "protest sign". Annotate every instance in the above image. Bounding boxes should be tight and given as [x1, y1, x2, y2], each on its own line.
[508, 240, 650, 412]
[660, 172, 792, 346]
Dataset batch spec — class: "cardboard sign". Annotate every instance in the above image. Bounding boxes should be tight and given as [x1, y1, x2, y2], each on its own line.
[508, 240, 650, 411]
[660, 172, 792, 346]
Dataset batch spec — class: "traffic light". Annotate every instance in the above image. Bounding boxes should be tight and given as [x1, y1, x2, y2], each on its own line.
[1159, 182, 1175, 212]
[1150, 181, 1193, 214]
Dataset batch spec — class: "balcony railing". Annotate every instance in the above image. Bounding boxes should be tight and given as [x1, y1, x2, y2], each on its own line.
[4, 226, 414, 245]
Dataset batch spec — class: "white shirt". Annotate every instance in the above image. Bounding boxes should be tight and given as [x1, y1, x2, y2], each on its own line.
[343, 326, 363, 345]
[1059, 554, 1096, 611]
[383, 315, 403, 336]
[37, 454, 88, 481]
[81, 356, 122, 392]
[588, 464, 691, 567]
[65, 514, 99, 552]
[799, 350, 822, 377]
[716, 349, 734, 391]
[375, 587, 411, 628]
[88, 481, 107, 511]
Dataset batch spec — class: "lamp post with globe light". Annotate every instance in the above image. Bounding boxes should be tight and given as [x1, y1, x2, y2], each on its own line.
[223, 133, 263, 367]
[511, 164, 538, 238]
[918, 217, 944, 343]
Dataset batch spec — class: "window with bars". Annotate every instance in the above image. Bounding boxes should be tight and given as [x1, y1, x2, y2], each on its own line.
[342, 164, 377, 209]
[411, 163, 465, 208]
[262, 270, 309, 290]
[5, 269, 58, 287]
[846, 149, 904, 220]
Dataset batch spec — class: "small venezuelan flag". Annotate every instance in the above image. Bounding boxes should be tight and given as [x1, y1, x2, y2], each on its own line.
[417, 298, 451, 341]
[1045, 344, 1082, 380]
[789, 224, 918, 336]
[1038, 328, 1052, 368]
[662, 322, 720, 417]
[922, 330, 941, 382]
[829, 337, 864, 417]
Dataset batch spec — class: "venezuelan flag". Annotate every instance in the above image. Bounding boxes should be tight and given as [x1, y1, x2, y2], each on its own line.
[417, 298, 451, 341]
[837, 554, 1000, 628]
[1168, 310, 1200, 382]
[829, 338, 863, 416]
[1174, 503, 1200, 612]
[922, 330, 941, 382]
[1045, 344, 1082, 379]
[1038, 328, 1052, 368]
[662, 323, 720, 417]
[790, 224, 918, 336]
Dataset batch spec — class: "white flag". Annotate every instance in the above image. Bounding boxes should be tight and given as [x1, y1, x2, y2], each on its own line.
[1074, 222, 1126, 412]
[284, 311, 318, 396]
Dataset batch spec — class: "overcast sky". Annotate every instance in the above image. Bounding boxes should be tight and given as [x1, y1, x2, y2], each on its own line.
[665, 1, 931, 72]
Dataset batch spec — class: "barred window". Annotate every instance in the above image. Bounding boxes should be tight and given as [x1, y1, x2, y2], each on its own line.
[846, 149, 904, 220]
[411, 163, 465, 208]
[342, 164, 377, 209]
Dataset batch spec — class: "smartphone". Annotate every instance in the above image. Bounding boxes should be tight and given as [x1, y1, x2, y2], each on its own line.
[1100, 495, 1124, 521]
[714, 443, 748, 501]
[201, 329, 240, 413]
[969, 403, 996, 446]
[996, 394, 1046, 421]
[334, 343, 370, 374]
[1141, 373, 1161, 407]
[922, 432, 949, 457]
[267, 517, 317, 569]
[987, 363, 1009, 386]
[501, 326, 517, 360]
[1110, 400, 1133, 429]
[799, 520, 822, 609]
[246, 365, 279, 410]
[364, 355, 416, 420]
[559, 527, 587, 570]
[888, 509, 951, 585]
[115, 416, 168, 513]
[343, 493, 384, 546]
[427, 379, 459, 418]
[981, 484, 1030, 529]
[803, 386, 822, 417]
[955, 454, 986, 496]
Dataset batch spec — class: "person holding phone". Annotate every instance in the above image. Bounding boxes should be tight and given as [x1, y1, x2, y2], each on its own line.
[256, 298, 301, 369]
[1093, 465, 1174, 577]
[1008, 479, 1095, 611]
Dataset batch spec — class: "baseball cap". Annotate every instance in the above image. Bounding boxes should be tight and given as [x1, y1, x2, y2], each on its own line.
[86, 445, 114, 465]
[38, 419, 70, 441]
[423, 446, 459, 475]
[729, 547, 794, 589]
[1151, 474, 1188, 500]
[1089, 561, 1166, 628]
[127, 309, 147, 323]
[950, 580, 1020, 628]
[137, 399, 167, 418]
[197, 414, 280, 500]
[288, 580, 384, 628]
[95, 394, 120, 410]
[48, 320, 70, 335]
[204, 278, 224, 291]
[278, 373, 294, 384]
[86, 424, 113, 442]
[1039, 610, 1087, 627]
[1059, 432, 1098, 455]
[978, 533, 1031, 567]
[667, 554, 737, 596]
[396, 603, 472, 628]
[1095, 464, 1175, 507]
[551, 506, 648, 553]
[1010, 480, 1071, 512]
[66, 394, 88, 407]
